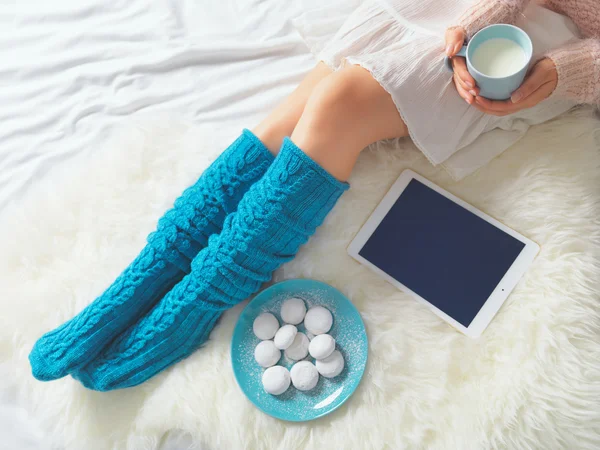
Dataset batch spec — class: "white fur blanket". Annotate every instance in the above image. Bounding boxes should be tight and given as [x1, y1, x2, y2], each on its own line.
[1, 109, 599, 450]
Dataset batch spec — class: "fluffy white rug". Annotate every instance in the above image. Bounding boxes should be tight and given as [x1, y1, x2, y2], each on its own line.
[1, 108, 600, 450]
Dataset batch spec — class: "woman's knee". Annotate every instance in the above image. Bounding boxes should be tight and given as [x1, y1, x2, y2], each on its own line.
[298, 65, 407, 147]
[302, 68, 368, 131]
[254, 63, 334, 154]
[290, 66, 407, 181]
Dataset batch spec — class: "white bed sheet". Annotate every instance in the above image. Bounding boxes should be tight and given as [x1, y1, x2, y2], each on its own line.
[1, 0, 320, 447]
[0, 0, 317, 213]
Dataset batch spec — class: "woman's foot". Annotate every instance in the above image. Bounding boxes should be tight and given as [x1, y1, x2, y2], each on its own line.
[29, 130, 274, 381]
[29, 246, 185, 381]
[73, 138, 348, 390]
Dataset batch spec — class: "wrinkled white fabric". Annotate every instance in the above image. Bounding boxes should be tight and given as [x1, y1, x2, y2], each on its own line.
[376, 0, 475, 35]
[0, 0, 316, 215]
[0, 0, 318, 447]
[294, 0, 580, 179]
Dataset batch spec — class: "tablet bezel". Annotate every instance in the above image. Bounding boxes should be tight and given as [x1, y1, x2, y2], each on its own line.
[347, 169, 539, 338]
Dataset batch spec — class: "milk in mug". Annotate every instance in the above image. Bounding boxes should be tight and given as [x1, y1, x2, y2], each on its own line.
[471, 38, 526, 77]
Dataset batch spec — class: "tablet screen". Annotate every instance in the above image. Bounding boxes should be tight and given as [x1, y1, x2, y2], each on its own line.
[358, 179, 525, 327]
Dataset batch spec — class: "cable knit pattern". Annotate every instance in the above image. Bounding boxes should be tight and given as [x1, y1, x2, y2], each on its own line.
[29, 130, 273, 382]
[29, 247, 183, 381]
[456, 0, 600, 105]
[74, 138, 349, 391]
[147, 129, 274, 267]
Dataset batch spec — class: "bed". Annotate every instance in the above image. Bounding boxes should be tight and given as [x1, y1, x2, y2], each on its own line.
[0, 0, 321, 213]
[2, 0, 318, 447]
[2, 0, 599, 449]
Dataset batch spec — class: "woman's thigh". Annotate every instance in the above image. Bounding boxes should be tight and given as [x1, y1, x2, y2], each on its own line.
[253, 62, 333, 153]
[291, 64, 408, 180]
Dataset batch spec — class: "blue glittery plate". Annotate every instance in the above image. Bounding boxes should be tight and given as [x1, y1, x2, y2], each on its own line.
[231, 279, 368, 422]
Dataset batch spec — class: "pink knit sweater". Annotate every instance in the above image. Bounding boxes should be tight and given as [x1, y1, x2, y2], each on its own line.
[456, 0, 600, 105]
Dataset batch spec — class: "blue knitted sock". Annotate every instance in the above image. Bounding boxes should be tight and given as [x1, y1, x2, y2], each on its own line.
[73, 138, 349, 391]
[29, 130, 273, 381]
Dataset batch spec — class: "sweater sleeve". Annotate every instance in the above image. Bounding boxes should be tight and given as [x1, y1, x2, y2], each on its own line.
[457, 0, 531, 38]
[546, 38, 600, 106]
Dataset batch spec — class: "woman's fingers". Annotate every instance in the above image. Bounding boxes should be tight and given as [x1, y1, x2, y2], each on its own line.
[446, 26, 478, 97]
[511, 58, 557, 103]
[454, 70, 478, 95]
[475, 96, 511, 111]
[451, 57, 476, 91]
[473, 59, 558, 115]
[445, 27, 466, 57]
[474, 96, 516, 116]
[454, 74, 474, 104]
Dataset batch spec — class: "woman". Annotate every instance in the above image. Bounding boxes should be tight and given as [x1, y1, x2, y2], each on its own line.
[30, 0, 599, 391]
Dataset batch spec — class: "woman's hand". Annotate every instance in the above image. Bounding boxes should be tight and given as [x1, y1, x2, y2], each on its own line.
[473, 58, 559, 116]
[445, 26, 479, 104]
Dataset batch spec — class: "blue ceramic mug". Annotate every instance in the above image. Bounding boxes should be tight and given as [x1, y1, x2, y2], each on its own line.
[445, 24, 533, 100]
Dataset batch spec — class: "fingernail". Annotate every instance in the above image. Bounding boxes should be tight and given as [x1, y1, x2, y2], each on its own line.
[465, 97, 472, 105]
[511, 92, 522, 103]
[446, 44, 453, 56]
[465, 81, 474, 89]
[469, 90, 477, 96]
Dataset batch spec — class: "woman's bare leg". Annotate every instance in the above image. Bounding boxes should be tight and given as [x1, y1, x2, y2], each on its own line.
[292, 65, 408, 181]
[255, 62, 408, 180]
[64, 67, 409, 391]
[253, 62, 332, 153]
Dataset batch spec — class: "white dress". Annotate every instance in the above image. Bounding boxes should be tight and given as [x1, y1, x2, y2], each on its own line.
[293, 0, 581, 179]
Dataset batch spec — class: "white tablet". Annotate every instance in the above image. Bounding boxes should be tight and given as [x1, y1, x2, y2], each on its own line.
[348, 170, 539, 338]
